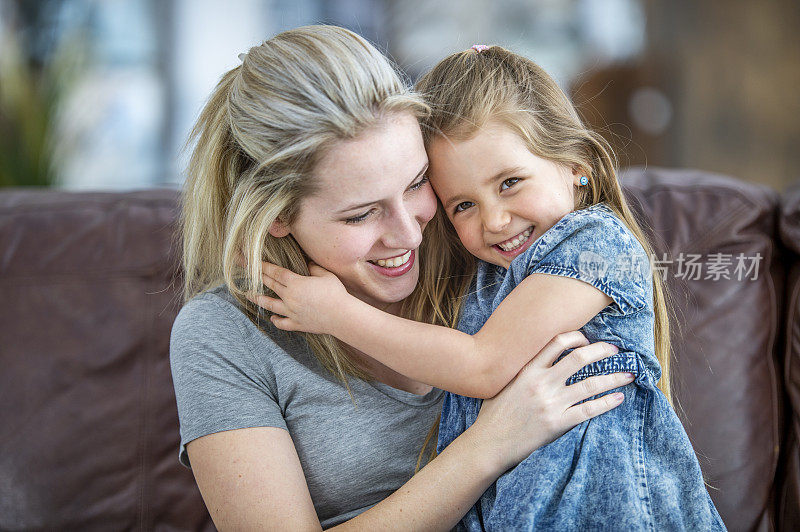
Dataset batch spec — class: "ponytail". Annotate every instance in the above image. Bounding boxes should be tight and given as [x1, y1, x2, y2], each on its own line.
[181, 67, 241, 301]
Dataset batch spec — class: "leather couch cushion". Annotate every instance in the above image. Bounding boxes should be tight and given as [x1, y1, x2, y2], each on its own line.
[622, 167, 783, 531]
[779, 183, 800, 529]
[0, 190, 212, 530]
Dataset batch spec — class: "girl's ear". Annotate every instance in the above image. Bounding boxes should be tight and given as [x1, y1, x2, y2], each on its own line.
[571, 165, 590, 186]
[268, 218, 291, 238]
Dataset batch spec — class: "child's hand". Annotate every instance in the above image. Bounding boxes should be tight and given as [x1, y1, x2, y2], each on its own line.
[247, 261, 348, 335]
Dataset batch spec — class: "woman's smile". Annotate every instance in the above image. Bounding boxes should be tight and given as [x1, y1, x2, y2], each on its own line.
[368, 249, 415, 277]
[285, 112, 436, 307]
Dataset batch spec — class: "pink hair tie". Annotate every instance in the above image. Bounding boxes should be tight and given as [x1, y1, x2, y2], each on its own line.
[471, 44, 490, 52]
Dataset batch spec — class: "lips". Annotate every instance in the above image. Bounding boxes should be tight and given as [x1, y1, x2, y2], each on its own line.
[369, 249, 412, 268]
[367, 249, 416, 278]
[492, 226, 535, 259]
[496, 227, 533, 251]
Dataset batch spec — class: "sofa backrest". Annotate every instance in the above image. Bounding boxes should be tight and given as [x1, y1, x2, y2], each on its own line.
[0, 168, 795, 530]
[779, 182, 800, 529]
[0, 189, 212, 530]
[623, 167, 784, 531]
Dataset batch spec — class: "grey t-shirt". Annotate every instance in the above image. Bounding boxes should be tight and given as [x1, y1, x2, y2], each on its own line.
[169, 285, 443, 528]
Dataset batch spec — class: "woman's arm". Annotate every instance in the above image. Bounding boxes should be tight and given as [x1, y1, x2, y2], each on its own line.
[186, 333, 632, 530]
[255, 263, 612, 398]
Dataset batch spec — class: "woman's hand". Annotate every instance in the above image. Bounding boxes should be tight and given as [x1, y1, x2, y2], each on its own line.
[247, 260, 349, 335]
[467, 331, 633, 472]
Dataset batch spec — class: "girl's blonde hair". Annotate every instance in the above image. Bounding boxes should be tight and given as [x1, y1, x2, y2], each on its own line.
[181, 25, 453, 386]
[414, 46, 673, 406]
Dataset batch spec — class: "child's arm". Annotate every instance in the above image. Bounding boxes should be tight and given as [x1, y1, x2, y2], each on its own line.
[251, 261, 613, 398]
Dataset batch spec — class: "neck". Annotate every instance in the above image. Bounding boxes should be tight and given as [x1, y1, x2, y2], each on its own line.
[378, 299, 403, 316]
[346, 343, 432, 395]
[345, 297, 431, 395]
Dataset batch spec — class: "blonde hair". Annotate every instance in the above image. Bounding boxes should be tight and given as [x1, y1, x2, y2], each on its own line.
[414, 46, 673, 406]
[180, 25, 447, 386]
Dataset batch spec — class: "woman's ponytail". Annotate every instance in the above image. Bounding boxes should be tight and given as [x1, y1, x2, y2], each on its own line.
[180, 67, 241, 302]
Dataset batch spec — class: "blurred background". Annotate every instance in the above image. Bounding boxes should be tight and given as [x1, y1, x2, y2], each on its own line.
[0, 0, 797, 191]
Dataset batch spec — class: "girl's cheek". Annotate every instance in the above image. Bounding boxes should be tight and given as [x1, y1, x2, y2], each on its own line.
[452, 222, 473, 249]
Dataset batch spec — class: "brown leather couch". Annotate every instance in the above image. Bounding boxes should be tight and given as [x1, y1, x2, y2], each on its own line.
[1, 167, 798, 531]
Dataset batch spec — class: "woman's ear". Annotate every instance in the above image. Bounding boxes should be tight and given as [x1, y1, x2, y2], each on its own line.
[268, 218, 291, 238]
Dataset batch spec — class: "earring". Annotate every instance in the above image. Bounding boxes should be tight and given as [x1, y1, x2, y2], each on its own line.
[579, 175, 589, 186]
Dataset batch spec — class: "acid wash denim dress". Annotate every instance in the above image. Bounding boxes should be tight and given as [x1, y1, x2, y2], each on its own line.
[437, 203, 726, 531]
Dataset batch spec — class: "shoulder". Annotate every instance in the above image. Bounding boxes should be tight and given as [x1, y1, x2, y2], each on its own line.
[545, 203, 641, 252]
[170, 285, 293, 374]
[173, 284, 291, 343]
[517, 204, 647, 270]
[512, 204, 652, 314]
[173, 286, 247, 333]
[172, 286, 254, 350]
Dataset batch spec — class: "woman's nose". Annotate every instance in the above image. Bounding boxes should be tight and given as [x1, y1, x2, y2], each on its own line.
[382, 207, 423, 250]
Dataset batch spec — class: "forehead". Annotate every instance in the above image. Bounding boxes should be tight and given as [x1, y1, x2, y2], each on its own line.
[307, 112, 427, 207]
[427, 123, 531, 191]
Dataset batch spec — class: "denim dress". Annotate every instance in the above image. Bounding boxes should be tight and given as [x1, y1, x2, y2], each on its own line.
[437, 203, 726, 531]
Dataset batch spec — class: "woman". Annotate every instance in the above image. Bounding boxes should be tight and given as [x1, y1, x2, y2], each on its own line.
[170, 25, 632, 530]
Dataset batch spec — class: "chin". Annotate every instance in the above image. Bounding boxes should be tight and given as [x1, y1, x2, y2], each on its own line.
[361, 270, 420, 308]
[378, 279, 419, 305]
[476, 253, 504, 268]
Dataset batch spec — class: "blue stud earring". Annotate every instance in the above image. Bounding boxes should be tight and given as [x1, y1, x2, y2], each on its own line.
[579, 175, 589, 186]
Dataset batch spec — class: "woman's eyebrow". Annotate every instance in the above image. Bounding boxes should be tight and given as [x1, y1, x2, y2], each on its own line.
[335, 162, 429, 214]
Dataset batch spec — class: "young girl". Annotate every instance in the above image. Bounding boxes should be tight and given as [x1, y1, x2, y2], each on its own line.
[251, 46, 725, 530]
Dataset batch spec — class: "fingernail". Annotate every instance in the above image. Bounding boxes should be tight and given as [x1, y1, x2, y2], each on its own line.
[613, 392, 625, 402]
[623, 372, 635, 380]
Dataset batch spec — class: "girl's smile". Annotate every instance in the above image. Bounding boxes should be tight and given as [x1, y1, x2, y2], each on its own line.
[492, 226, 535, 259]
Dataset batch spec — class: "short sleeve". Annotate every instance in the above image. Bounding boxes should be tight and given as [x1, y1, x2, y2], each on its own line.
[513, 205, 651, 315]
[169, 295, 287, 468]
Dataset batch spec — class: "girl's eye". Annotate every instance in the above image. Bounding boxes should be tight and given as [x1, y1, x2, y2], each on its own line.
[454, 201, 474, 214]
[408, 175, 429, 191]
[500, 177, 521, 191]
[345, 209, 374, 224]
